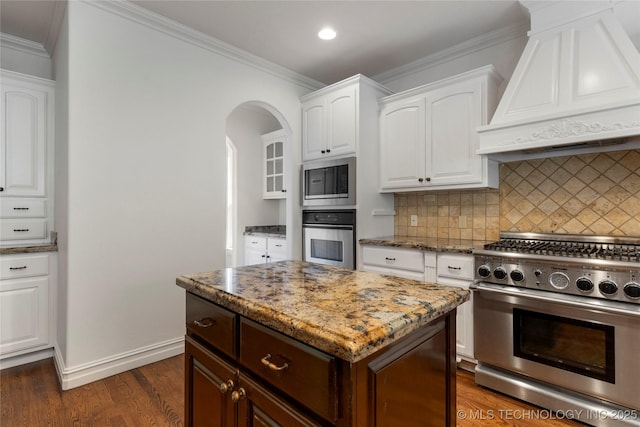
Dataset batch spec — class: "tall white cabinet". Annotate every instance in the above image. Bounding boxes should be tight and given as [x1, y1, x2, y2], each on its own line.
[0, 70, 55, 245]
[379, 66, 502, 192]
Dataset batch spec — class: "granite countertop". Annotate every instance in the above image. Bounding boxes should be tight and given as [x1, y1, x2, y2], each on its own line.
[359, 235, 490, 254]
[243, 225, 286, 237]
[176, 260, 469, 363]
[0, 232, 58, 255]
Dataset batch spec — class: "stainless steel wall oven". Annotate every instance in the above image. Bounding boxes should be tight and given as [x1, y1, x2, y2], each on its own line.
[302, 210, 356, 269]
[472, 233, 640, 426]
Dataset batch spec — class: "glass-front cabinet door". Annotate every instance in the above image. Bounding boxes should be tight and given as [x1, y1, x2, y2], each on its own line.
[262, 130, 286, 199]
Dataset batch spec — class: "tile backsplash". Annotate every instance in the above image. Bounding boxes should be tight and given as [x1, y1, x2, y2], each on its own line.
[394, 150, 640, 239]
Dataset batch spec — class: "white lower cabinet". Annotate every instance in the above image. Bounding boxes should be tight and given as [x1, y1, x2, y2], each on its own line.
[361, 245, 474, 364]
[361, 246, 426, 281]
[244, 235, 287, 266]
[0, 253, 55, 360]
[436, 253, 474, 364]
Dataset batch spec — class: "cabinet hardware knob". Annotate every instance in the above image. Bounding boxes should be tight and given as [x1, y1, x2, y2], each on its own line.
[261, 254, 266, 258]
[13, 229, 30, 232]
[321, 150, 326, 154]
[13, 207, 29, 210]
[231, 388, 246, 403]
[9, 266, 28, 270]
[0, 187, 4, 191]
[261, 354, 289, 371]
[281, 189, 286, 192]
[418, 178, 424, 183]
[426, 177, 431, 182]
[326, 149, 331, 153]
[219, 379, 234, 394]
[447, 266, 462, 270]
[193, 318, 215, 328]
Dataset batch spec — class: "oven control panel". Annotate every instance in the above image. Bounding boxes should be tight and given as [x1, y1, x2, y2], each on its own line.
[475, 256, 640, 304]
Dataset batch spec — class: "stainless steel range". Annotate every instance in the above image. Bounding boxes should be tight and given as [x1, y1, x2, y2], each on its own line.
[472, 232, 640, 426]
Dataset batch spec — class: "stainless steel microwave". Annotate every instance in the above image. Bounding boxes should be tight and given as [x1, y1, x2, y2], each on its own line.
[301, 157, 356, 206]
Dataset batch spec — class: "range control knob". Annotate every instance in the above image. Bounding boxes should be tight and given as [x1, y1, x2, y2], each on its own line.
[493, 267, 507, 280]
[624, 282, 640, 299]
[576, 277, 594, 292]
[477, 265, 491, 278]
[599, 280, 618, 295]
[534, 269, 542, 277]
[510, 270, 525, 282]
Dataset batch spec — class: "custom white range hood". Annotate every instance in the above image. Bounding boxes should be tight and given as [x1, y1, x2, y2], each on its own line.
[477, 1, 640, 156]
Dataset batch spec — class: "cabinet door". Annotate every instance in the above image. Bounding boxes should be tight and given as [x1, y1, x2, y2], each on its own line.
[236, 373, 320, 427]
[425, 82, 483, 186]
[184, 337, 236, 427]
[326, 85, 357, 158]
[0, 276, 49, 355]
[301, 100, 325, 161]
[263, 131, 286, 199]
[1, 79, 49, 197]
[379, 97, 426, 190]
[369, 320, 449, 427]
[245, 249, 267, 266]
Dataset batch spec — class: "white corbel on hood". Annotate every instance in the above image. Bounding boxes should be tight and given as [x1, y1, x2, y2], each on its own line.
[477, 0, 640, 157]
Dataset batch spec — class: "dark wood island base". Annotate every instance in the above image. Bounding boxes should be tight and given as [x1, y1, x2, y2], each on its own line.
[184, 292, 456, 426]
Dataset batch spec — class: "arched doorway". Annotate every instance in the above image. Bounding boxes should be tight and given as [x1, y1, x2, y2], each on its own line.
[225, 102, 295, 267]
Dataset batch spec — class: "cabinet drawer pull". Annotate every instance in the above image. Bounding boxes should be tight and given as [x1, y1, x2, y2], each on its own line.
[261, 354, 289, 371]
[13, 228, 30, 232]
[193, 318, 215, 328]
[384, 257, 396, 261]
[231, 388, 246, 403]
[13, 207, 29, 210]
[447, 266, 462, 270]
[219, 379, 234, 394]
[9, 266, 28, 270]
[275, 244, 282, 247]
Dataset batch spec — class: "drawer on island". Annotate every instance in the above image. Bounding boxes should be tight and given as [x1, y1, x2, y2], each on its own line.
[186, 293, 236, 358]
[239, 318, 338, 422]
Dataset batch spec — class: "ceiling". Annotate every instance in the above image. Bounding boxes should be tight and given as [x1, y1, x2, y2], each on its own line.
[0, 0, 530, 84]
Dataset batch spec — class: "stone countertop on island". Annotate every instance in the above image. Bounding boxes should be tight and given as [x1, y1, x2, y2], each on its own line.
[176, 260, 469, 363]
[359, 235, 490, 253]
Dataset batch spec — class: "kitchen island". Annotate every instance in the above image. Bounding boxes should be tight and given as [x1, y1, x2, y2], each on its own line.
[177, 260, 469, 426]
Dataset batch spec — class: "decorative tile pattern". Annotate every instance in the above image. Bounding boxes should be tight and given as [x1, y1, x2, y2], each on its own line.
[500, 150, 640, 236]
[393, 150, 640, 239]
[394, 189, 500, 243]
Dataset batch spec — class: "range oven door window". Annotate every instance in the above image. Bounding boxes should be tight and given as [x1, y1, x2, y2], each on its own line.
[310, 238, 343, 262]
[513, 308, 615, 383]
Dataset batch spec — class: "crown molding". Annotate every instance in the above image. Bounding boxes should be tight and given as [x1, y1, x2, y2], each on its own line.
[44, 1, 67, 56]
[0, 32, 50, 59]
[374, 20, 529, 86]
[84, 0, 323, 91]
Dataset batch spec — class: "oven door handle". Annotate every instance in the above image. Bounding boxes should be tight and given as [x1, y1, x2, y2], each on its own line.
[302, 224, 354, 231]
[471, 282, 640, 318]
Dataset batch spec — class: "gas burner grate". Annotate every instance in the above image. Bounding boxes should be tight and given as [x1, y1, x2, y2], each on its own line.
[484, 239, 640, 263]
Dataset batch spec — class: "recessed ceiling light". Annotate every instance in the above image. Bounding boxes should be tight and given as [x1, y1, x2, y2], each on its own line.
[318, 27, 336, 40]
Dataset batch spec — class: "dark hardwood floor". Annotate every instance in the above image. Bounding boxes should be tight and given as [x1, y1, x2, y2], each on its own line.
[1, 355, 581, 426]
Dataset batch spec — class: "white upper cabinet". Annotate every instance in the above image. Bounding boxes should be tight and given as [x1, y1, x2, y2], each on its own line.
[302, 84, 358, 161]
[1, 73, 52, 197]
[262, 130, 286, 199]
[379, 66, 502, 192]
[0, 70, 54, 246]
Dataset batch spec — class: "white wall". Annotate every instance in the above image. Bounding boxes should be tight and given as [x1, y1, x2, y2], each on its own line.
[53, 0, 309, 388]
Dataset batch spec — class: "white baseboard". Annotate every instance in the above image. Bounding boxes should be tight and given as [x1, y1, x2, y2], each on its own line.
[54, 337, 185, 390]
[0, 347, 54, 370]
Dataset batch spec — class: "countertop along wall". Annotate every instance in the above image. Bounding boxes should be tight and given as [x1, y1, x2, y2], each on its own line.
[394, 150, 640, 240]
